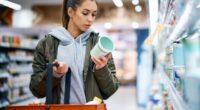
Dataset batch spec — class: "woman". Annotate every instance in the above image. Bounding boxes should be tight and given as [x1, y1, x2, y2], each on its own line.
[30, 0, 119, 104]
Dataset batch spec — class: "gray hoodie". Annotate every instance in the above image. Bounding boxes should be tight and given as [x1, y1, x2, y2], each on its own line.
[49, 26, 92, 104]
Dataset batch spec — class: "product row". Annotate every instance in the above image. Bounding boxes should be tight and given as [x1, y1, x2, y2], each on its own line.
[0, 51, 33, 63]
[0, 35, 39, 49]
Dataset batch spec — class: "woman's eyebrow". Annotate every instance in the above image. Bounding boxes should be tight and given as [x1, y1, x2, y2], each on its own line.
[83, 9, 97, 12]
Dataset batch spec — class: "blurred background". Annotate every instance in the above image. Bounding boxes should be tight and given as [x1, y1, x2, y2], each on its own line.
[0, 0, 200, 110]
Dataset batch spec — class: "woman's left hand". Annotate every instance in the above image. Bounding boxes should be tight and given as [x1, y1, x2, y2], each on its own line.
[91, 53, 112, 70]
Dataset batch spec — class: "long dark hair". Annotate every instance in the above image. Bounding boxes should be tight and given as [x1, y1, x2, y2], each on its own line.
[62, 0, 97, 29]
[62, 0, 81, 28]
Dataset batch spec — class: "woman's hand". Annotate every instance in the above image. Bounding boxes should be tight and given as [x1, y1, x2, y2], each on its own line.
[91, 53, 112, 70]
[53, 60, 68, 75]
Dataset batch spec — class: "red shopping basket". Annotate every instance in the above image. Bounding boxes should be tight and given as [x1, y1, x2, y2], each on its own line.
[6, 63, 107, 110]
[6, 104, 107, 110]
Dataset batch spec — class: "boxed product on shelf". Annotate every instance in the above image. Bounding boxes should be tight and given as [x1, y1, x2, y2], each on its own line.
[0, 99, 9, 109]
[182, 30, 200, 110]
[0, 78, 10, 108]
[20, 38, 38, 49]
[8, 51, 33, 62]
[7, 63, 32, 74]
[0, 35, 39, 49]
[11, 74, 30, 88]
[0, 52, 9, 63]
[0, 35, 21, 47]
[173, 42, 184, 67]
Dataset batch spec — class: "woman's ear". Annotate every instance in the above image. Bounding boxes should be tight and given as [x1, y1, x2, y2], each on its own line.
[68, 7, 74, 18]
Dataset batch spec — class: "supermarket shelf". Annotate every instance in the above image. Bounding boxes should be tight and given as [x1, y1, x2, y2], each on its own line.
[0, 26, 52, 35]
[0, 43, 35, 51]
[8, 70, 33, 75]
[165, 1, 200, 47]
[0, 84, 9, 92]
[0, 59, 32, 63]
[0, 59, 9, 64]
[10, 59, 33, 62]
[13, 97, 45, 106]
[164, 64, 185, 69]
[161, 72, 189, 110]
[173, 65, 184, 69]
[0, 88, 9, 93]
[0, 100, 9, 108]
[10, 94, 33, 104]
[11, 84, 29, 90]
[0, 73, 10, 78]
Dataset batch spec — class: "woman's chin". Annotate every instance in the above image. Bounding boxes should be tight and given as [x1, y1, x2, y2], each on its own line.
[81, 28, 89, 32]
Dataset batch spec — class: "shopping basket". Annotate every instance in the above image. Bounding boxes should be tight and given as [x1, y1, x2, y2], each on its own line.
[7, 63, 107, 110]
[6, 104, 107, 110]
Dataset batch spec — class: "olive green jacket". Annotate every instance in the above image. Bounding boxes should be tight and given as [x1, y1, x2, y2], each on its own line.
[29, 32, 119, 104]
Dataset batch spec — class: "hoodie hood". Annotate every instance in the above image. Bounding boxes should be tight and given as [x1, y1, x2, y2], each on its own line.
[49, 26, 92, 46]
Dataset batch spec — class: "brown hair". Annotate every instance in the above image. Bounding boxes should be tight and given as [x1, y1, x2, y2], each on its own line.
[62, 0, 97, 28]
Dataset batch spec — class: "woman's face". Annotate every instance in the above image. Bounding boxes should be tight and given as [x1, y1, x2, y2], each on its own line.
[71, 0, 97, 32]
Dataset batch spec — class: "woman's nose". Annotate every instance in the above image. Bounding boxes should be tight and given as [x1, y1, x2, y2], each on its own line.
[88, 14, 94, 22]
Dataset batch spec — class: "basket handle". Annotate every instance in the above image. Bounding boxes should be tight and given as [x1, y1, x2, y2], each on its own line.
[46, 63, 71, 104]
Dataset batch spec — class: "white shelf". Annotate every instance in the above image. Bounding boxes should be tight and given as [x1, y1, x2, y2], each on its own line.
[160, 72, 189, 110]
[173, 65, 184, 68]
[0, 100, 9, 108]
[165, 1, 200, 47]
[0, 26, 52, 35]
[0, 43, 35, 50]
[0, 59, 9, 63]
[10, 58, 33, 62]
[0, 73, 10, 78]
[11, 94, 33, 104]
[13, 97, 45, 106]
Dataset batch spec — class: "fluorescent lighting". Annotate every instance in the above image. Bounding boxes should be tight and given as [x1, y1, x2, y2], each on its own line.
[0, 0, 21, 10]
[135, 5, 142, 12]
[132, 0, 139, 5]
[190, 32, 199, 40]
[112, 0, 123, 8]
[131, 22, 139, 28]
[197, 4, 200, 8]
[104, 22, 113, 29]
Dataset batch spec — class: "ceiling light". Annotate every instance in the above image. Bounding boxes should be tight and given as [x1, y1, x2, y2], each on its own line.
[112, 0, 123, 8]
[197, 4, 200, 8]
[135, 5, 142, 12]
[132, 0, 139, 5]
[0, 0, 21, 10]
[131, 22, 139, 28]
[104, 22, 113, 29]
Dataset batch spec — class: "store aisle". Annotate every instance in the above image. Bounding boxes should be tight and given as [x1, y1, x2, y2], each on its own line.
[105, 85, 142, 110]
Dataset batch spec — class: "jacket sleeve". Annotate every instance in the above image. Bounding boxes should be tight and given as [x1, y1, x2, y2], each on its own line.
[93, 55, 119, 99]
[29, 38, 61, 98]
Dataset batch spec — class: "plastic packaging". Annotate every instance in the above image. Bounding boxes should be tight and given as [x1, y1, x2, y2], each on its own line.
[86, 97, 102, 105]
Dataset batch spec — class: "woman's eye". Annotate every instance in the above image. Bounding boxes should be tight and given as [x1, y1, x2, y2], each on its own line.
[92, 13, 97, 17]
[82, 12, 89, 16]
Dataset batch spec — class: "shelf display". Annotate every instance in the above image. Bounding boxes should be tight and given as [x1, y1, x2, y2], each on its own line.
[0, 27, 50, 109]
[146, 0, 200, 110]
[0, 35, 38, 50]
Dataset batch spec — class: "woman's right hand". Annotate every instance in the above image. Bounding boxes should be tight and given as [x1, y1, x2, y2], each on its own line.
[53, 60, 68, 75]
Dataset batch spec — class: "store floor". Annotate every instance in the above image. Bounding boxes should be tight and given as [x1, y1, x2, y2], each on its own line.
[105, 85, 143, 110]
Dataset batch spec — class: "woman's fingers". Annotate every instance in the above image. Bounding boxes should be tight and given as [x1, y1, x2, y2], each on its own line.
[92, 57, 101, 65]
[105, 52, 112, 59]
[99, 56, 107, 64]
[52, 60, 68, 74]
